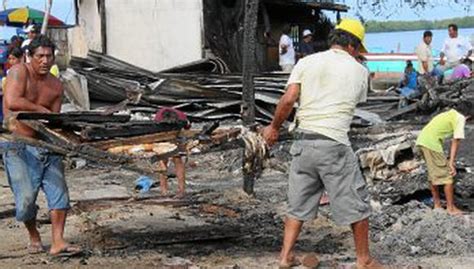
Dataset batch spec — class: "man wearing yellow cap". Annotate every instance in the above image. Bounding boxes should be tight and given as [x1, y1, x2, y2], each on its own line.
[262, 19, 386, 269]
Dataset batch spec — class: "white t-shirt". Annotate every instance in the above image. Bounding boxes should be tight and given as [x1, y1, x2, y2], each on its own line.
[287, 49, 368, 145]
[441, 36, 472, 63]
[279, 34, 295, 66]
[416, 41, 433, 74]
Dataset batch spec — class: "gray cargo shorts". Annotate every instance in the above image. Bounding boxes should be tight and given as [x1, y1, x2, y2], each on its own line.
[287, 139, 371, 226]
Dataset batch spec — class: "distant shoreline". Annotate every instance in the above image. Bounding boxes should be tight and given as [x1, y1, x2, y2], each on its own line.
[366, 16, 474, 33]
[366, 27, 474, 35]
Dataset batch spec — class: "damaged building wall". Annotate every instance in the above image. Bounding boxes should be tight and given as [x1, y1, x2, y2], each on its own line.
[69, 0, 204, 72]
[69, 0, 340, 72]
[68, 0, 103, 57]
[203, 0, 246, 72]
[104, 0, 204, 72]
[48, 28, 70, 69]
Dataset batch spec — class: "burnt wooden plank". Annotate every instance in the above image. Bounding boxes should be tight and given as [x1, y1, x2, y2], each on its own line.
[366, 96, 401, 102]
[15, 121, 175, 175]
[16, 112, 131, 124]
[384, 102, 419, 121]
[80, 122, 185, 141]
[87, 130, 200, 150]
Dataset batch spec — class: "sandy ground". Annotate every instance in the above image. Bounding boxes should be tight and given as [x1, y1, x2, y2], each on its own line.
[0, 140, 473, 268]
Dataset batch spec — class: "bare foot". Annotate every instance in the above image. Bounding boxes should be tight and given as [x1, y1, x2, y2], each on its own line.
[160, 190, 169, 196]
[28, 242, 45, 254]
[278, 255, 300, 269]
[433, 204, 443, 210]
[447, 207, 465, 216]
[174, 192, 186, 199]
[356, 258, 389, 269]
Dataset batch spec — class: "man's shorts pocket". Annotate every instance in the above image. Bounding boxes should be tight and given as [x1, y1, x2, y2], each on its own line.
[289, 142, 303, 157]
[351, 169, 370, 212]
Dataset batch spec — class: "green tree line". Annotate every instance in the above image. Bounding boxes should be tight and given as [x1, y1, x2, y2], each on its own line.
[365, 16, 474, 33]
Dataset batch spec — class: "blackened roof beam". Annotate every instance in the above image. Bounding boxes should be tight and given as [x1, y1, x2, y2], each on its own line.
[263, 0, 349, 12]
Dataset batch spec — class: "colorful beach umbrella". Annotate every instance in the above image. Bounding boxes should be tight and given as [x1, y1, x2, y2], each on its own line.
[0, 7, 65, 27]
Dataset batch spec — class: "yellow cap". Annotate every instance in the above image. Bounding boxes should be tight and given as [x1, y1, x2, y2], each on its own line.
[335, 18, 367, 53]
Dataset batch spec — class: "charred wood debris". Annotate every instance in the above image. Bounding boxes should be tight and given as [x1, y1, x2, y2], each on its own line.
[3, 51, 474, 205]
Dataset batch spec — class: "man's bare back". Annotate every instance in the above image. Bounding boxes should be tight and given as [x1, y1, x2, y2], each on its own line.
[3, 61, 63, 137]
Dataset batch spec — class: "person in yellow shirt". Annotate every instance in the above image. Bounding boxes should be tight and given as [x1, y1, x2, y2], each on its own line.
[416, 101, 473, 215]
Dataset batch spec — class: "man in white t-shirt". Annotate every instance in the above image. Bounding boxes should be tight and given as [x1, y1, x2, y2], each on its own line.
[279, 25, 295, 72]
[416, 30, 443, 82]
[439, 24, 472, 71]
[416, 30, 434, 75]
[21, 24, 40, 62]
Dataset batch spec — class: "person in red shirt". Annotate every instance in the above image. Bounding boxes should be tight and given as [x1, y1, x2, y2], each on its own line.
[154, 107, 190, 198]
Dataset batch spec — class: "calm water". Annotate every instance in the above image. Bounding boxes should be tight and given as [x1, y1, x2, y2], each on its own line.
[365, 28, 474, 72]
[365, 27, 474, 54]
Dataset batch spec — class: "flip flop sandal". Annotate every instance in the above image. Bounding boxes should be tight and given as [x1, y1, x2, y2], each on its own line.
[50, 245, 83, 257]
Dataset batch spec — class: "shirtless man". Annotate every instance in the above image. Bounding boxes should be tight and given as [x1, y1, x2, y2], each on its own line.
[2, 35, 80, 256]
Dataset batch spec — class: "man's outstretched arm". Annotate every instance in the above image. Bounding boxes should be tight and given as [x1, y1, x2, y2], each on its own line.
[262, 83, 300, 146]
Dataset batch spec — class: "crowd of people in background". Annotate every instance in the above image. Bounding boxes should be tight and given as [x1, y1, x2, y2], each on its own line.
[0, 23, 41, 122]
[279, 23, 473, 81]
[278, 25, 330, 73]
[396, 23, 473, 107]
[416, 24, 473, 83]
[1, 24, 40, 77]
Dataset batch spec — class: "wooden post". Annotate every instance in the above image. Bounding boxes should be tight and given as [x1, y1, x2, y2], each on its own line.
[98, 0, 107, 54]
[41, 0, 52, 34]
[241, 0, 259, 195]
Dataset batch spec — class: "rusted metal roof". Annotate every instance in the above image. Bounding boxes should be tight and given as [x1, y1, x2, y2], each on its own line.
[264, 0, 349, 12]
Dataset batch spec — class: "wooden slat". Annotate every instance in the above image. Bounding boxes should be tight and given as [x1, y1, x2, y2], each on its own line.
[16, 112, 131, 123]
[87, 130, 200, 150]
[15, 121, 175, 175]
[80, 122, 185, 141]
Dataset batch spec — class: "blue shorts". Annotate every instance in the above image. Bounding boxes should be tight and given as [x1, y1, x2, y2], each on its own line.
[1, 142, 70, 222]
